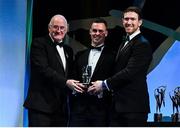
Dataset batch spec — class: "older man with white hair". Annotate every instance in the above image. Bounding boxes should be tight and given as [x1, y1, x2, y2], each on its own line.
[23, 14, 79, 127]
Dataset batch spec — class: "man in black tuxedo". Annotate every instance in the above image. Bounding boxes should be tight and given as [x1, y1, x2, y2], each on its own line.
[23, 14, 80, 126]
[89, 7, 153, 126]
[68, 18, 116, 127]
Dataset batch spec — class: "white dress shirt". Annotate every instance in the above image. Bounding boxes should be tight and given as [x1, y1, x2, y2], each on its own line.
[88, 45, 104, 77]
[56, 45, 66, 70]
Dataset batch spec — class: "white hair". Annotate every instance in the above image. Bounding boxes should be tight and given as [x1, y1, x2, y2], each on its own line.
[48, 14, 68, 29]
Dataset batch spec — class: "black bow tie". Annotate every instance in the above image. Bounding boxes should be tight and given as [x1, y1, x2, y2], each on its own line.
[55, 42, 64, 47]
[90, 45, 104, 51]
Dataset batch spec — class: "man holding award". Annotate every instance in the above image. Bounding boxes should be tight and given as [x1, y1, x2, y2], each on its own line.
[89, 7, 153, 126]
[68, 18, 116, 126]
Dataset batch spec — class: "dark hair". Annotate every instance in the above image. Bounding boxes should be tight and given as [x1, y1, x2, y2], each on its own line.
[92, 17, 108, 28]
[123, 6, 142, 20]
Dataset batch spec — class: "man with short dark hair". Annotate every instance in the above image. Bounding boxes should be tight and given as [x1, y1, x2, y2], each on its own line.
[68, 18, 116, 127]
[90, 7, 153, 126]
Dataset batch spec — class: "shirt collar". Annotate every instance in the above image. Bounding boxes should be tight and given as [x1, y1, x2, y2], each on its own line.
[128, 29, 141, 41]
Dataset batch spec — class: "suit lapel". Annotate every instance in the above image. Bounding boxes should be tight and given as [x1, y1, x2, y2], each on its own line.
[55, 49, 65, 71]
[92, 47, 106, 77]
[116, 42, 125, 61]
[83, 50, 90, 65]
[63, 47, 69, 75]
[47, 36, 65, 72]
[121, 41, 131, 51]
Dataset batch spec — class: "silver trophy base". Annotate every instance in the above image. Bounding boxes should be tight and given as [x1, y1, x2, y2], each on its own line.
[154, 113, 162, 122]
[171, 113, 180, 122]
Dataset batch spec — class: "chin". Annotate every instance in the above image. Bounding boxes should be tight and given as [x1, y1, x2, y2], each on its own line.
[54, 36, 63, 41]
[126, 30, 133, 35]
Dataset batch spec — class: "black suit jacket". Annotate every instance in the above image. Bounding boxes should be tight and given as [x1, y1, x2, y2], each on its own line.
[24, 35, 73, 113]
[107, 34, 153, 113]
[70, 46, 116, 114]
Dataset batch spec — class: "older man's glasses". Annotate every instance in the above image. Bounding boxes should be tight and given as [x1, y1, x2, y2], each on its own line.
[51, 25, 65, 31]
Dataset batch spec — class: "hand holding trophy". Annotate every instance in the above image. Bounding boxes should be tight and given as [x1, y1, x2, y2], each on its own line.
[169, 86, 180, 122]
[154, 86, 166, 122]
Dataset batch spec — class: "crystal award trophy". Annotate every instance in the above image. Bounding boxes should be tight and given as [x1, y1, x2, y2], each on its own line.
[81, 65, 92, 91]
[170, 86, 180, 122]
[154, 86, 166, 122]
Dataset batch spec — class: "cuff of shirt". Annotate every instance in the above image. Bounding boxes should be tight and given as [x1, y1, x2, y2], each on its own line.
[102, 80, 110, 91]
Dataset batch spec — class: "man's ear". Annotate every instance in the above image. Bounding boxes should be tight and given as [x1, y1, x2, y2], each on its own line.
[105, 30, 108, 37]
[89, 29, 92, 35]
[139, 19, 143, 27]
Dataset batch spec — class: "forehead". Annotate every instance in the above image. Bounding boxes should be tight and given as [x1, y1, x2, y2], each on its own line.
[52, 17, 65, 25]
[91, 23, 106, 29]
[124, 11, 138, 18]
